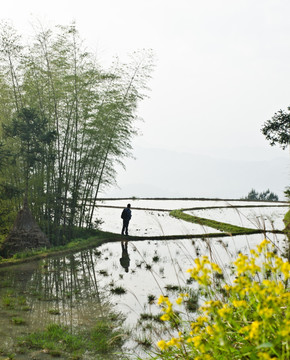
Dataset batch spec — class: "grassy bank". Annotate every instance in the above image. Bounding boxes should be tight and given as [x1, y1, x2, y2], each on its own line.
[170, 209, 266, 235]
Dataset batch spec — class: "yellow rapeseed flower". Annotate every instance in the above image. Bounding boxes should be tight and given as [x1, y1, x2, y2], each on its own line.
[279, 320, 290, 337]
[258, 307, 274, 318]
[232, 299, 247, 308]
[257, 239, 270, 253]
[248, 321, 260, 340]
[176, 297, 183, 305]
[265, 251, 275, 259]
[250, 249, 258, 257]
[206, 325, 214, 335]
[160, 313, 170, 321]
[192, 335, 203, 347]
[211, 263, 222, 273]
[281, 261, 290, 280]
[258, 352, 277, 360]
[217, 304, 232, 318]
[167, 337, 181, 348]
[157, 295, 167, 305]
[157, 340, 168, 351]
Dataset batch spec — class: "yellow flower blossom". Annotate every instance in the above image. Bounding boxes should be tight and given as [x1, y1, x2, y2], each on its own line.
[176, 297, 183, 305]
[257, 239, 270, 253]
[224, 284, 232, 291]
[211, 263, 222, 273]
[258, 352, 277, 360]
[206, 325, 214, 335]
[248, 321, 261, 340]
[192, 335, 202, 347]
[250, 249, 258, 257]
[167, 337, 181, 348]
[265, 251, 275, 259]
[180, 292, 189, 298]
[157, 295, 168, 305]
[281, 262, 290, 280]
[160, 313, 170, 321]
[279, 320, 290, 337]
[258, 308, 274, 318]
[232, 300, 247, 308]
[157, 340, 168, 351]
[217, 304, 232, 318]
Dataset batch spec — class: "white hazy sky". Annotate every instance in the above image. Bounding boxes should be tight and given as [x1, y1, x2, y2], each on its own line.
[1, 0, 289, 197]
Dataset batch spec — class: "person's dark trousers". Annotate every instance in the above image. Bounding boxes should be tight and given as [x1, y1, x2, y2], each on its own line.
[122, 219, 129, 235]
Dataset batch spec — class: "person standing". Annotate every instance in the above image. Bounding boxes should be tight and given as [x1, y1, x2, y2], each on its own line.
[121, 204, 131, 235]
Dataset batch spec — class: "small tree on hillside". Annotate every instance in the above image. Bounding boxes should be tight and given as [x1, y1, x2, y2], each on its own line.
[243, 189, 279, 201]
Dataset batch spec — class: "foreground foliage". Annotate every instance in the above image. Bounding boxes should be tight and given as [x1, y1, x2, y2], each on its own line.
[154, 240, 290, 360]
[19, 319, 125, 359]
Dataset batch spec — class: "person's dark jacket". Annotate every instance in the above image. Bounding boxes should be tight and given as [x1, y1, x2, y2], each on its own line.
[121, 208, 131, 221]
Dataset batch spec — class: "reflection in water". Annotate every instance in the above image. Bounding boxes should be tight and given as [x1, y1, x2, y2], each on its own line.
[120, 241, 130, 273]
[0, 249, 117, 355]
[0, 233, 287, 358]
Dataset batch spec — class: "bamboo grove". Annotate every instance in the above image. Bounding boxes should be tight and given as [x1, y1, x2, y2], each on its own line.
[0, 22, 153, 245]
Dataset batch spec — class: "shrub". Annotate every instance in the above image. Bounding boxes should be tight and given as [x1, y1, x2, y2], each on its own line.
[155, 240, 290, 360]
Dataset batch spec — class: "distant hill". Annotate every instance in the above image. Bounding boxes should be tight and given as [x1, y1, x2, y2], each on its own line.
[104, 147, 289, 200]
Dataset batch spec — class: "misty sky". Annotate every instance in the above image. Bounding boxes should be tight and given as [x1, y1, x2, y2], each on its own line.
[1, 0, 289, 198]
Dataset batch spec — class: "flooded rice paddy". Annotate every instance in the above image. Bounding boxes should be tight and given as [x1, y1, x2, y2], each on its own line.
[0, 198, 288, 359]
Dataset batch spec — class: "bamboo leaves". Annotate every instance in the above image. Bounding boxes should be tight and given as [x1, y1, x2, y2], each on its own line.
[0, 22, 153, 244]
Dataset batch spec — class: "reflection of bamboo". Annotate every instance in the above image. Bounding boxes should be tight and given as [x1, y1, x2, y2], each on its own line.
[69, 254, 74, 331]
[89, 250, 101, 304]
[0, 250, 116, 339]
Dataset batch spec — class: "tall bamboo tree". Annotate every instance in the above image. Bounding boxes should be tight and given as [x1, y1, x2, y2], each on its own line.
[0, 22, 153, 244]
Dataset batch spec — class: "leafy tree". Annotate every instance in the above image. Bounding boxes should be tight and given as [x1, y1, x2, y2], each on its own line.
[0, 144, 19, 243]
[261, 108, 289, 203]
[0, 22, 153, 244]
[261, 108, 290, 150]
[3, 107, 55, 198]
[243, 188, 279, 201]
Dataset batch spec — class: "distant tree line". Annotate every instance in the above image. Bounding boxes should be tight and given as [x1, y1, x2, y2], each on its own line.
[242, 189, 279, 202]
[0, 22, 153, 245]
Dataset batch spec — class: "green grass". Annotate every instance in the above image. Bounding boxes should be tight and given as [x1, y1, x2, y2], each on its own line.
[147, 294, 156, 304]
[170, 209, 264, 235]
[2, 296, 15, 308]
[48, 308, 61, 315]
[110, 286, 126, 295]
[19, 319, 125, 358]
[284, 209, 290, 231]
[164, 284, 181, 292]
[11, 317, 25, 325]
